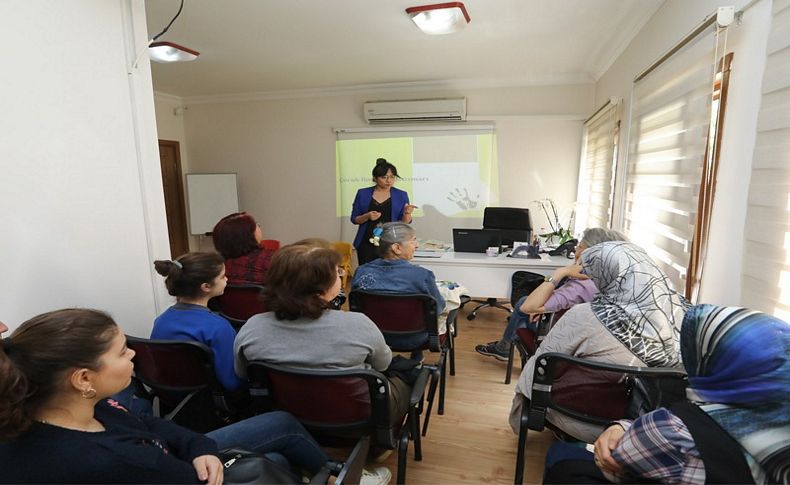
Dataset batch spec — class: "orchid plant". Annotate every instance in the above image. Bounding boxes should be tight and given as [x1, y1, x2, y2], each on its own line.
[532, 199, 575, 245]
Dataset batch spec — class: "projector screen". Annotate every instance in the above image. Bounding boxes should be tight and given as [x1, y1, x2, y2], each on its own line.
[335, 124, 499, 242]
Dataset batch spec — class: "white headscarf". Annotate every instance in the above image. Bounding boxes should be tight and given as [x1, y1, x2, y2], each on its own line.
[581, 241, 689, 367]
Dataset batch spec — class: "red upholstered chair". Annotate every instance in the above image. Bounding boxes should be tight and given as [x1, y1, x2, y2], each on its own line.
[247, 362, 430, 485]
[209, 284, 266, 331]
[513, 352, 687, 484]
[260, 239, 281, 251]
[126, 336, 239, 433]
[348, 290, 456, 435]
[504, 312, 556, 385]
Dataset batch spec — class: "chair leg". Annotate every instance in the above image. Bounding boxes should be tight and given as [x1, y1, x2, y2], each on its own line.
[505, 342, 515, 384]
[410, 407, 422, 461]
[514, 408, 530, 484]
[397, 431, 409, 485]
[421, 368, 440, 436]
[438, 352, 447, 415]
[448, 332, 456, 377]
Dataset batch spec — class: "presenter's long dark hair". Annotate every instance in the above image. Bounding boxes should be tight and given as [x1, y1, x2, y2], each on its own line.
[372, 158, 401, 180]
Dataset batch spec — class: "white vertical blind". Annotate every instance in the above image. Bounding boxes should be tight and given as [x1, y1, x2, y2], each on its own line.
[576, 102, 618, 231]
[741, 0, 790, 319]
[623, 29, 718, 291]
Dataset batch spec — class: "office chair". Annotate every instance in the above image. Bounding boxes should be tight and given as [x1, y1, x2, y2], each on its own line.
[464, 207, 534, 320]
[208, 283, 266, 331]
[348, 290, 456, 435]
[247, 362, 430, 485]
[513, 352, 687, 484]
[126, 336, 241, 433]
[331, 241, 354, 290]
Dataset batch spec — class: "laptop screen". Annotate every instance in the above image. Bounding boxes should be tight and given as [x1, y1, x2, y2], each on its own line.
[452, 229, 502, 253]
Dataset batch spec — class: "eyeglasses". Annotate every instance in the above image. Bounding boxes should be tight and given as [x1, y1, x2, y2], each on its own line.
[337, 267, 346, 277]
[377, 175, 397, 181]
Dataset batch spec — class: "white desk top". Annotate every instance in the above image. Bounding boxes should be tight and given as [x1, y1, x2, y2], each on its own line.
[413, 251, 568, 268]
[412, 251, 570, 299]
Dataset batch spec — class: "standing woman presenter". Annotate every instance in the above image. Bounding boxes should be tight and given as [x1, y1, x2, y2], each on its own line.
[351, 158, 417, 265]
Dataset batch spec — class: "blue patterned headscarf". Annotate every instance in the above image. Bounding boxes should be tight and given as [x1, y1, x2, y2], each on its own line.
[582, 241, 689, 368]
[682, 304, 790, 484]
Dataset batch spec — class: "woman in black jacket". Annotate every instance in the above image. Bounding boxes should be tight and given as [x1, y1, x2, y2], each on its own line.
[0, 308, 329, 484]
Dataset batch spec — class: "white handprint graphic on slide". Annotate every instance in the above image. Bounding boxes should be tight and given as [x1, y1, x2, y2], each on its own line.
[447, 187, 480, 210]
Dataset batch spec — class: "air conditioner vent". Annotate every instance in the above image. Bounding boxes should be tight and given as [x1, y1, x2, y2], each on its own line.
[363, 98, 466, 124]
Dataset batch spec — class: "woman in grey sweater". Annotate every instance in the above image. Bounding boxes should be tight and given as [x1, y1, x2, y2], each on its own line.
[234, 244, 411, 425]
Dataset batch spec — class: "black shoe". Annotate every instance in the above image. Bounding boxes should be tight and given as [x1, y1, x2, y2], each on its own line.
[474, 342, 509, 361]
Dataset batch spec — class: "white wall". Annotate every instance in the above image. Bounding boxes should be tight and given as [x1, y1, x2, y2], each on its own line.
[0, 0, 171, 336]
[594, 0, 772, 305]
[172, 83, 591, 246]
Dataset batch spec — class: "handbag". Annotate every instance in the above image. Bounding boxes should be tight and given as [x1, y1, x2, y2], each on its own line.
[219, 448, 300, 485]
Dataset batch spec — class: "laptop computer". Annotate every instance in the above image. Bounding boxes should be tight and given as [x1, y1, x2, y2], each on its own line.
[452, 228, 503, 253]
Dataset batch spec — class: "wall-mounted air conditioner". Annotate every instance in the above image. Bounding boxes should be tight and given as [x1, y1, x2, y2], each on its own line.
[363, 98, 467, 123]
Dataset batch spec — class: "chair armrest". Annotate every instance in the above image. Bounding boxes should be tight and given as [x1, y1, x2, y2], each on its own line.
[334, 436, 370, 485]
[409, 367, 431, 407]
[309, 467, 331, 485]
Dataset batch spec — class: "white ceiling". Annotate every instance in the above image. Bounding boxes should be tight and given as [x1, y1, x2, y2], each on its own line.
[145, 0, 663, 99]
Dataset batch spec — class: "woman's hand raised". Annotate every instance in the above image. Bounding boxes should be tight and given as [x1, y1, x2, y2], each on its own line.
[193, 455, 223, 485]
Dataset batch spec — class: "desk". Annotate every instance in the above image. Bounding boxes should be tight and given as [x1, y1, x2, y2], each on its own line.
[413, 252, 568, 299]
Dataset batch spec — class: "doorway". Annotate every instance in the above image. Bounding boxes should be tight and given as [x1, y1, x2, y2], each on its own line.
[158, 140, 189, 258]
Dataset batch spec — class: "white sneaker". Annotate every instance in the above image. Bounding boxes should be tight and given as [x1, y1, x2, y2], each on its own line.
[360, 466, 392, 485]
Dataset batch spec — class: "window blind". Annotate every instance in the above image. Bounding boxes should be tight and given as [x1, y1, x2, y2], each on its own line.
[741, 0, 790, 319]
[623, 27, 718, 292]
[576, 101, 618, 231]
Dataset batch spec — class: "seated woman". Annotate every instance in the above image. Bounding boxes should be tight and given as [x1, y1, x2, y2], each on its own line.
[233, 244, 400, 485]
[509, 241, 689, 442]
[152, 252, 244, 392]
[351, 222, 451, 345]
[545, 304, 790, 484]
[212, 212, 275, 285]
[0, 308, 330, 484]
[475, 228, 627, 361]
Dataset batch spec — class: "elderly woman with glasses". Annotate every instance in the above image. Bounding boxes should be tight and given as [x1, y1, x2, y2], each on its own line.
[350, 158, 417, 265]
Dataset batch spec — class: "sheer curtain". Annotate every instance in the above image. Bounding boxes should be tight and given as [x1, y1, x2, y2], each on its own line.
[741, 0, 790, 319]
[576, 100, 619, 232]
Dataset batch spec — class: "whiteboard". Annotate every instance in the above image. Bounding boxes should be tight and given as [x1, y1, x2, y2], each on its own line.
[186, 173, 239, 235]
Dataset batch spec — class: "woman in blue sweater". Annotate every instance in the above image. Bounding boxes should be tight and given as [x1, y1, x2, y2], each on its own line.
[152, 252, 244, 391]
[0, 308, 329, 484]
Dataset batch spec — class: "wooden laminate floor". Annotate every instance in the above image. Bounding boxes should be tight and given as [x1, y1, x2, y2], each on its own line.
[375, 305, 555, 485]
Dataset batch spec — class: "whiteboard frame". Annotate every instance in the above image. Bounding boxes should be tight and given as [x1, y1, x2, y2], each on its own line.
[186, 173, 240, 235]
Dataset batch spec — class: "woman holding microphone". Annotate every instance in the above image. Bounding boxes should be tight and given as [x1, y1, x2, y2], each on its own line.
[351, 158, 417, 265]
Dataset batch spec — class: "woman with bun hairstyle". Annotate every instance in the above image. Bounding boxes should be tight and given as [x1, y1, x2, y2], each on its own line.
[212, 212, 275, 285]
[0, 309, 331, 484]
[350, 158, 417, 265]
[153, 252, 243, 391]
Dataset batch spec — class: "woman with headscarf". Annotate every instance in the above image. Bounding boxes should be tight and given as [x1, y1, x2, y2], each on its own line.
[508, 241, 689, 442]
[545, 304, 790, 484]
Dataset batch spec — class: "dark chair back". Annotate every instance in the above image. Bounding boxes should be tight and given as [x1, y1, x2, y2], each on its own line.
[126, 336, 231, 432]
[247, 361, 430, 485]
[510, 271, 545, 308]
[513, 352, 687, 484]
[209, 284, 266, 330]
[348, 291, 440, 351]
[247, 362, 393, 445]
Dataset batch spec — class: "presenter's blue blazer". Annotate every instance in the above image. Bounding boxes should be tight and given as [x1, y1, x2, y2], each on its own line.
[350, 186, 410, 249]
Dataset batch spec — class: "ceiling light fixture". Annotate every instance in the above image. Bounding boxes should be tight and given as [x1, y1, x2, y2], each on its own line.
[406, 2, 471, 35]
[148, 41, 199, 63]
[147, 0, 199, 63]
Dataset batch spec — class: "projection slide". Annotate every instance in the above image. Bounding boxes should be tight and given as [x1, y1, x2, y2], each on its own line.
[336, 129, 499, 242]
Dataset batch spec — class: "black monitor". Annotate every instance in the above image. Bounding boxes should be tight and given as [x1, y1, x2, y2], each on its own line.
[482, 207, 532, 248]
